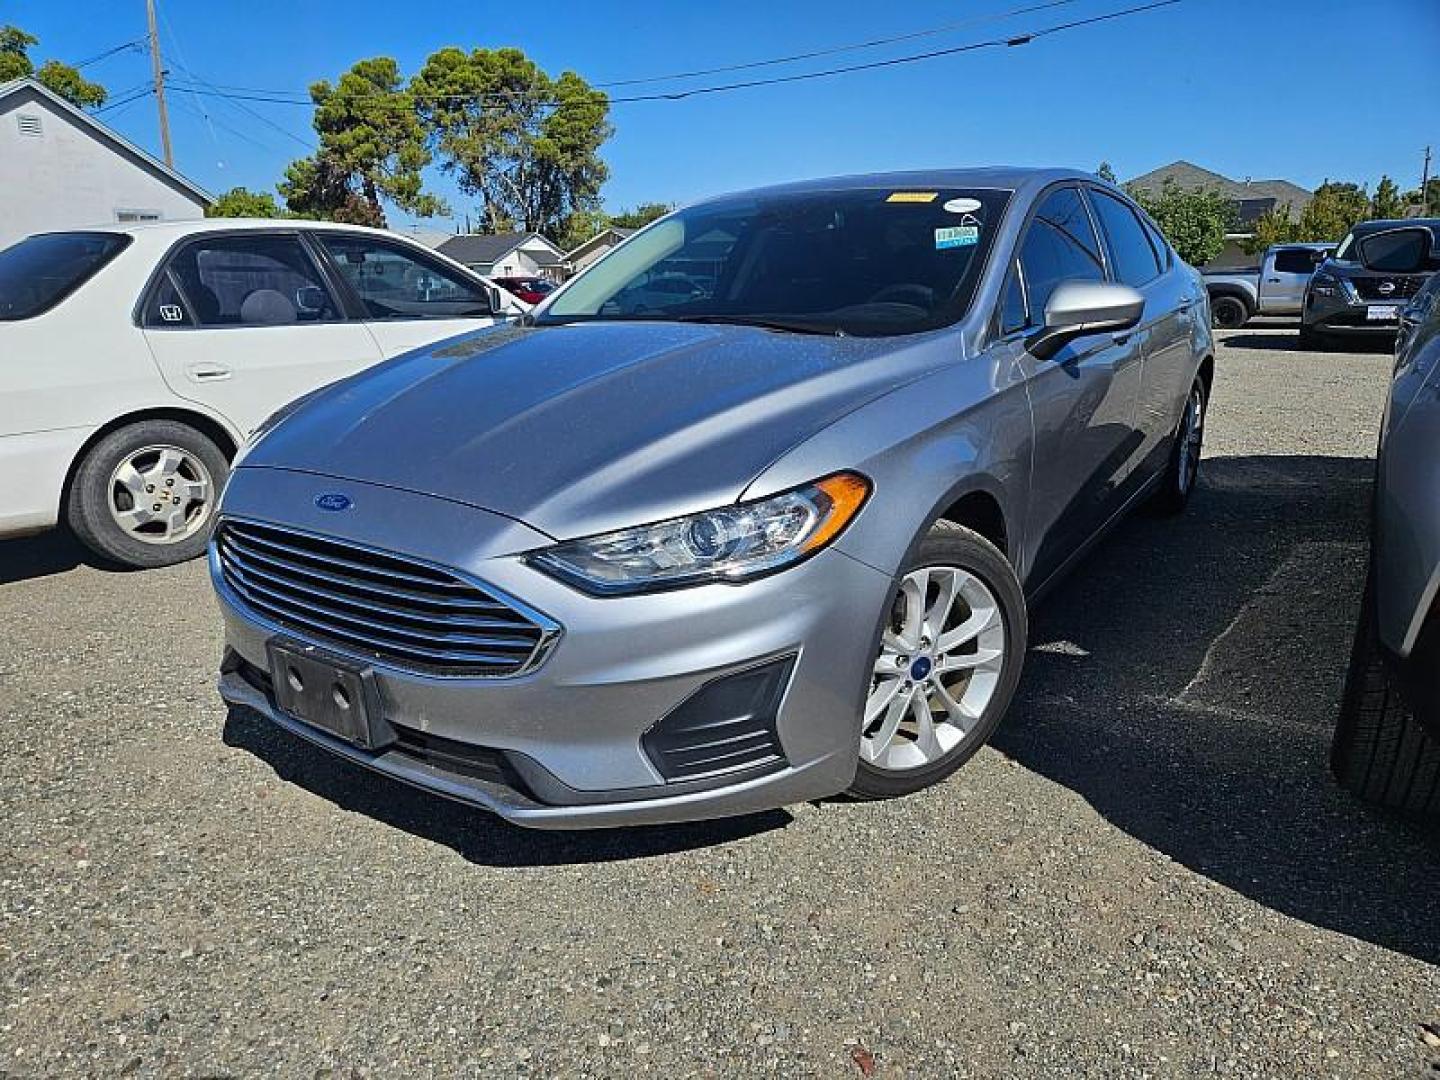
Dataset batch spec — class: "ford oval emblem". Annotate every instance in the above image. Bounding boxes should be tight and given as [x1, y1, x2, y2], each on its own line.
[314, 493, 353, 512]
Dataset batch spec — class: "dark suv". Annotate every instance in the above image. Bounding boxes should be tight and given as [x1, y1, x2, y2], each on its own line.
[1300, 218, 1440, 349]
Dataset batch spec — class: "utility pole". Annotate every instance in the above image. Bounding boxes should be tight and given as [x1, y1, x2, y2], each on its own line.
[1422, 146, 1433, 216]
[145, 0, 173, 168]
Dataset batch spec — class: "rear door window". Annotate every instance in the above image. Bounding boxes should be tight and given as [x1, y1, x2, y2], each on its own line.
[147, 234, 341, 328]
[1273, 249, 1318, 274]
[0, 231, 131, 320]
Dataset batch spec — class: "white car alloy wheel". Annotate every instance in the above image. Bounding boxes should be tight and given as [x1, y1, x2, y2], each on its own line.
[861, 565, 1007, 772]
[107, 444, 215, 545]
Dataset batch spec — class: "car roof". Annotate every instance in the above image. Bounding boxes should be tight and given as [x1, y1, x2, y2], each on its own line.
[691, 166, 1094, 206]
[45, 217, 400, 240]
[1349, 218, 1440, 235]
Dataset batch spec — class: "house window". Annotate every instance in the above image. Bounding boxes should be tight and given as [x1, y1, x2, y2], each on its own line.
[17, 114, 43, 137]
[116, 209, 162, 223]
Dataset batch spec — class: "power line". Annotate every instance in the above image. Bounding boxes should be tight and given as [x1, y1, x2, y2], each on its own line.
[159, 0, 1185, 116]
[95, 84, 154, 114]
[595, 0, 1085, 88]
[72, 37, 147, 70]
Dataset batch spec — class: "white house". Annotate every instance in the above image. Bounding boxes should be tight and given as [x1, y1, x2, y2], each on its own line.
[0, 77, 211, 250]
[563, 226, 636, 276]
[436, 232, 566, 280]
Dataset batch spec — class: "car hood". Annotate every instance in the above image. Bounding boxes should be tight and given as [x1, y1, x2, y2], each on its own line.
[239, 321, 954, 540]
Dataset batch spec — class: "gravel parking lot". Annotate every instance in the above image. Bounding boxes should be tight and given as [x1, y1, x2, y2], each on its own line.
[2, 327, 1438, 1078]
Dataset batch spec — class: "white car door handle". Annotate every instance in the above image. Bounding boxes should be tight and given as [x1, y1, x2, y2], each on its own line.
[186, 362, 233, 382]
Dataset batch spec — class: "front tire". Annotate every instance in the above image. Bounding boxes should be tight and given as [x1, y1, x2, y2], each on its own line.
[847, 521, 1027, 800]
[1331, 578, 1440, 818]
[66, 420, 229, 569]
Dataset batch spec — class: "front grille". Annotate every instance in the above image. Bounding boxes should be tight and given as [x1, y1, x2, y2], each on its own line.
[1353, 276, 1426, 301]
[215, 520, 552, 676]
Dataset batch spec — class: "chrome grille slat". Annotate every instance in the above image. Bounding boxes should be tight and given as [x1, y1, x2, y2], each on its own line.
[217, 521, 550, 676]
[217, 535, 515, 613]
[219, 542, 531, 631]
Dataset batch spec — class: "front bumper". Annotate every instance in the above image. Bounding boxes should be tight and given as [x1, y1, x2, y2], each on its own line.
[1303, 289, 1403, 335]
[212, 467, 894, 828]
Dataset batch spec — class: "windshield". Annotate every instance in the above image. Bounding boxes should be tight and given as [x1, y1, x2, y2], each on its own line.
[0, 231, 131, 321]
[542, 187, 1012, 337]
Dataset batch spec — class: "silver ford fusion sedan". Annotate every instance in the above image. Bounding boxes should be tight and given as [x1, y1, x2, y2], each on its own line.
[212, 168, 1214, 829]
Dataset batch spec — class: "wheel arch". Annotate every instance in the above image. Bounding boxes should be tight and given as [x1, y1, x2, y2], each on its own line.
[59, 407, 241, 518]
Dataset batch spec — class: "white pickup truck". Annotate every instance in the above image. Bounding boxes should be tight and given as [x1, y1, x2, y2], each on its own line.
[1203, 242, 1334, 328]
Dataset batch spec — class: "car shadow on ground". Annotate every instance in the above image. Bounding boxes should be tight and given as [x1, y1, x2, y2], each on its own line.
[1220, 331, 1395, 354]
[0, 530, 101, 584]
[221, 706, 791, 866]
[994, 452, 1440, 965]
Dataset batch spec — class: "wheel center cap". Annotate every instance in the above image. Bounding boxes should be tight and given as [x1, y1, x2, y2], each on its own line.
[909, 656, 933, 681]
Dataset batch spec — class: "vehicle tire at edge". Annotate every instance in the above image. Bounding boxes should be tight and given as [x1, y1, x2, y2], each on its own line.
[66, 420, 230, 569]
[1297, 325, 1329, 351]
[1210, 294, 1249, 330]
[846, 520, 1028, 800]
[1330, 576, 1440, 818]
[1150, 373, 1207, 515]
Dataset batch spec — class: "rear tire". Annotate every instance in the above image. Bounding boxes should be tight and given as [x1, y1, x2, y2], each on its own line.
[1210, 295, 1249, 329]
[66, 420, 229, 569]
[1151, 373, 1207, 515]
[1331, 578, 1440, 818]
[847, 521, 1027, 800]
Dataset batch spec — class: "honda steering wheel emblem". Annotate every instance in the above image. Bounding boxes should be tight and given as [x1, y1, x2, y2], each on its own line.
[314, 493, 353, 512]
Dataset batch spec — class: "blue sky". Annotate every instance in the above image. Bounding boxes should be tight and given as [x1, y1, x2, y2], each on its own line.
[7, 0, 1438, 229]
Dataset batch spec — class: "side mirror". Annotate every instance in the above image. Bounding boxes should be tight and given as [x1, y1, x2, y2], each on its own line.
[1025, 281, 1145, 361]
[295, 285, 327, 315]
[1357, 227, 1432, 274]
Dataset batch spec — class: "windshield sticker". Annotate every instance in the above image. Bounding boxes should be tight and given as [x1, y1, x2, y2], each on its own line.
[886, 191, 938, 203]
[942, 197, 983, 214]
[935, 225, 979, 250]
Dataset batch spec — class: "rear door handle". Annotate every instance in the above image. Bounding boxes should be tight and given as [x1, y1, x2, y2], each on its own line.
[186, 362, 232, 382]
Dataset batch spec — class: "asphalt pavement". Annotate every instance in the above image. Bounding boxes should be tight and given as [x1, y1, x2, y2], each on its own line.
[2, 326, 1437, 1078]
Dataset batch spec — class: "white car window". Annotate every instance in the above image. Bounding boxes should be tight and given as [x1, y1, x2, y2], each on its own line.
[317, 235, 493, 321]
[145, 234, 340, 328]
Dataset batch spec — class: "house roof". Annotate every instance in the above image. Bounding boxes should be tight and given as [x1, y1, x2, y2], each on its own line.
[562, 225, 638, 262]
[0, 77, 213, 205]
[1127, 160, 1312, 219]
[436, 231, 563, 265]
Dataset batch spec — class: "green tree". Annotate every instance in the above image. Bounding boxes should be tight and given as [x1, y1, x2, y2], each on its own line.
[1126, 179, 1235, 267]
[1370, 175, 1406, 219]
[557, 207, 610, 251]
[1295, 180, 1370, 242]
[1241, 203, 1299, 255]
[206, 186, 287, 218]
[412, 46, 612, 238]
[609, 202, 673, 229]
[1, 25, 107, 107]
[279, 56, 442, 227]
[1407, 178, 1440, 215]
[1095, 161, 1117, 184]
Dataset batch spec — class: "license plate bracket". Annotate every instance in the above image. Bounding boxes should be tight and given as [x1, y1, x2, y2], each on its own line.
[267, 640, 390, 750]
[1366, 304, 1400, 321]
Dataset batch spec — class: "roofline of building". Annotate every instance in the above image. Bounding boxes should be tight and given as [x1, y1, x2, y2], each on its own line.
[0, 76, 214, 205]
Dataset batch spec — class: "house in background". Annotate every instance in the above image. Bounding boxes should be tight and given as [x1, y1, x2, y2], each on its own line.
[436, 232, 567, 281]
[563, 226, 636, 276]
[1126, 160, 1313, 269]
[0, 77, 211, 249]
[390, 225, 456, 250]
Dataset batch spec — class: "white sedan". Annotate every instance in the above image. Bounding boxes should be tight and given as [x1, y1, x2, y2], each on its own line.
[0, 218, 528, 568]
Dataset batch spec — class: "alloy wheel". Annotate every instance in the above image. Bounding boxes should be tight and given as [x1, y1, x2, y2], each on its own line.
[1176, 383, 1206, 494]
[107, 444, 215, 545]
[861, 566, 1007, 772]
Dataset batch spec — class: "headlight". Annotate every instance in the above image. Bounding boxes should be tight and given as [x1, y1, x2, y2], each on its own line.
[528, 472, 871, 596]
[1310, 272, 1356, 301]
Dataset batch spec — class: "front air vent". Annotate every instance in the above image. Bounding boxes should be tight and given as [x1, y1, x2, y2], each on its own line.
[214, 520, 555, 677]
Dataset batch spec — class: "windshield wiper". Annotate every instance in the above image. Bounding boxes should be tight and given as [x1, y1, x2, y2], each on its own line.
[665, 314, 847, 337]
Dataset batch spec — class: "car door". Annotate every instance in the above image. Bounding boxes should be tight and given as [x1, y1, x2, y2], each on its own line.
[311, 232, 504, 357]
[1006, 186, 1147, 589]
[140, 230, 384, 436]
[1265, 247, 1319, 314]
[1087, 187, 1194, 482]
